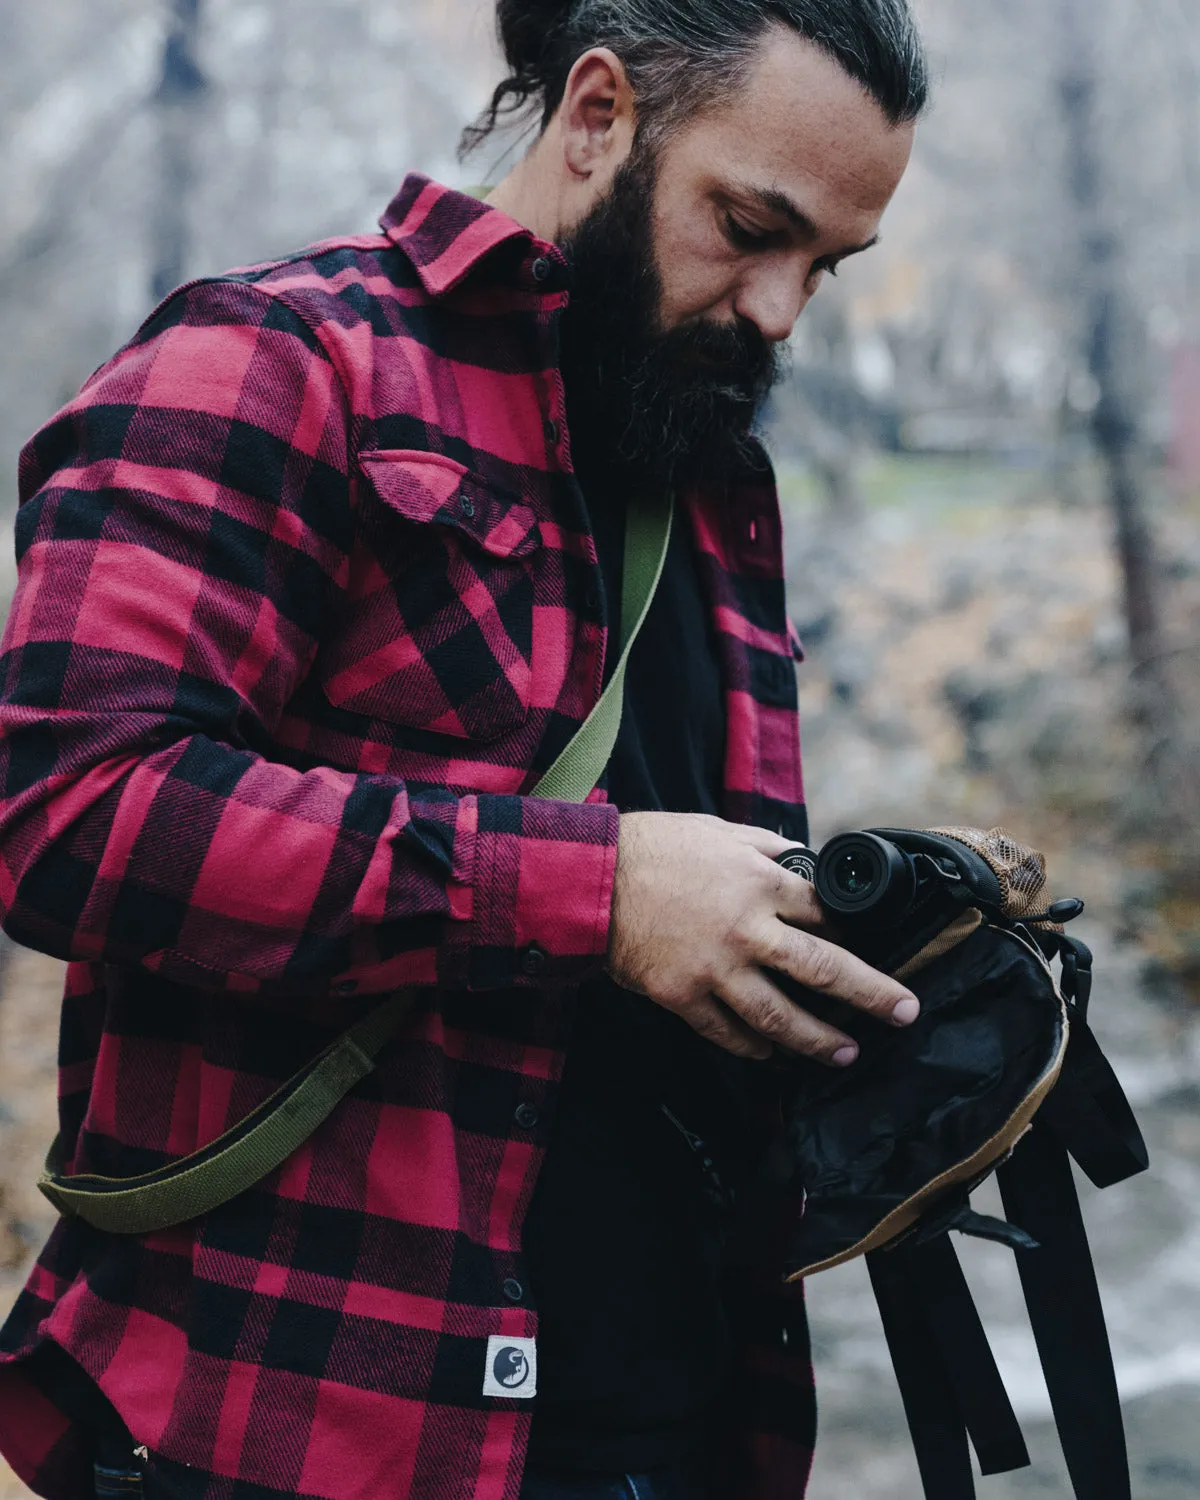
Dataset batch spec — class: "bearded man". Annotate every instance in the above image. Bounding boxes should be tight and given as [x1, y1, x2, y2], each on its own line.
[0, 2, 925, 1496]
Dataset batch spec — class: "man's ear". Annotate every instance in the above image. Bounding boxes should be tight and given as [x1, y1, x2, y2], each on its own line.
[558, 47, 636, 185]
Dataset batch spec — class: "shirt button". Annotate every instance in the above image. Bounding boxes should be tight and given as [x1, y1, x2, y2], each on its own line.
[459, 493, 476, 519]
[543, 417, 559, 445]
[531, 257, 552, 283]
[333, 980, 357, 996]
[502, 1277, 524, 1303]
[584, 583, 600, 612]
[514, 1102, 540, 1130]
[521, 944, 547, 977]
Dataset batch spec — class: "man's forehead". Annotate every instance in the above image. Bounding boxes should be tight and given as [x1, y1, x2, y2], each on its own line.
[676, 27, 916, 221]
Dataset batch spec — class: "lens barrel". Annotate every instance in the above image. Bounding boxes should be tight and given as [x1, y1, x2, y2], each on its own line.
[814, 832, 916, 926]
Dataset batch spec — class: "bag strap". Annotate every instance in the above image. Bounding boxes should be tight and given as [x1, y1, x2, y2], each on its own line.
[868, 1233, 1030, 1499]
[1037, 1013, 1148, 1189]
[39, 992, 412, 1234]
[532, 490, 674, 800]
[38, 491, 675, 1234]
[997, 1121, 1133, 1500]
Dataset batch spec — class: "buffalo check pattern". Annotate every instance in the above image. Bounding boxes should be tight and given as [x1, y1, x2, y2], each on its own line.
[0, 175, 814, 1500]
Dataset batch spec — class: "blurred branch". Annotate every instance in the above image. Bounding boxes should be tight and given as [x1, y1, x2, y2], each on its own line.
[150, 0, 208, 304]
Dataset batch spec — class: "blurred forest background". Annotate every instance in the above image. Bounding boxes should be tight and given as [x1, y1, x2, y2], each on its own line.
[1, 0, 1199, 1495]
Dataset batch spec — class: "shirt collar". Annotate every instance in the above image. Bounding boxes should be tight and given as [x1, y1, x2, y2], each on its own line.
[380, 173, 566, 297]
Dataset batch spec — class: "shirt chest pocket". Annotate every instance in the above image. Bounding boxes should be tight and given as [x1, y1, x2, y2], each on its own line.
[320, 450, 542, 742]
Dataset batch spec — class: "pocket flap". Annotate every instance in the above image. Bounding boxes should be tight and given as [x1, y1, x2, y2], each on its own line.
[358, 450, 541, 558]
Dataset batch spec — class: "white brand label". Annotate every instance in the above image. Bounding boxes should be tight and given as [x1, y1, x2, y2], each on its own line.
[482, 1334, 537, 1399]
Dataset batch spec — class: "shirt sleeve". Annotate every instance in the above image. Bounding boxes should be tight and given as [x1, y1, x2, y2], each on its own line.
[0, 277, 618, 997]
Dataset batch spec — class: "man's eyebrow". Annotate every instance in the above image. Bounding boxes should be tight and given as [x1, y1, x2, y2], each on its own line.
[733, 183, 881, 256]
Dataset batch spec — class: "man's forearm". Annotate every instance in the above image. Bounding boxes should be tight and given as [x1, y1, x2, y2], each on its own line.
[0, 719, 619, 995]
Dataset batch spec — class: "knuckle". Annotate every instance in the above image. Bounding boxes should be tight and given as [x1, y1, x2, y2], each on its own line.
[693, 1011, 734, 1047]
[751, 1004, 791, 1043]
[793, 932, 841, 991]
[726, 910, 764, 960]
[765, 933, 799, 973]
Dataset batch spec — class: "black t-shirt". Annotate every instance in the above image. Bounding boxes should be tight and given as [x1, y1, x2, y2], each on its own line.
[523, 488, 771, 1475]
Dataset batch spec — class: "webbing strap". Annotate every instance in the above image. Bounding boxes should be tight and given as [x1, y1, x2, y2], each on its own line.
[1037, 1016, 1148, 1188]
[904, 1235, 1030, 1477]
[532, 491, 674, 801]
[997, 1123, 1133, 1500]
[869, 1233, 1030, 1499]
[39, 993, 415, 1234]
[39, 492, 675, 1234]
[868, 1243, 978, 1499]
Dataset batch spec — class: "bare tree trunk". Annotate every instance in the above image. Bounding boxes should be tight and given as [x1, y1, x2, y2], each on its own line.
[1055, 0, 1200, 890]
[1055, 0, 1165, 692]
[150, 0, 207, 304]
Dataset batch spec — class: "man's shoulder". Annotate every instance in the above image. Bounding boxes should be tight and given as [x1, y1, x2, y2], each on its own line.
[117, 174, 536, 385]
[231, 229, 422, 324]
[129, 229, 421, 353]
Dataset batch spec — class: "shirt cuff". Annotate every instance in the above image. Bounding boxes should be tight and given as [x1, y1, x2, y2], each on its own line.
[444, 792, 620, 991]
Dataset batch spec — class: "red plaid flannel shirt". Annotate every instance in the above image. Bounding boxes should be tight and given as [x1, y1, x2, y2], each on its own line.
[0, 176, 814, 1500]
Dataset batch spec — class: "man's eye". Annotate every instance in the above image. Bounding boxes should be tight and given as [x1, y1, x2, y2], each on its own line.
[724, 212, 770, 251]
[814, 257, 841, 279]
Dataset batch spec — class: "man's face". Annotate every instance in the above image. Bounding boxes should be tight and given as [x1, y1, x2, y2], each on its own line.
[558, 26, 914, 493]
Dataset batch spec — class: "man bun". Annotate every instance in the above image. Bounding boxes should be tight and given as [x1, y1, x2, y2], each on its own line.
[460, 0, 579, 157]
[496, 0, 575, 80]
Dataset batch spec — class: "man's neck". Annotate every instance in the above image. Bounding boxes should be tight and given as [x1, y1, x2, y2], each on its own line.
[486, 144, 564, 244]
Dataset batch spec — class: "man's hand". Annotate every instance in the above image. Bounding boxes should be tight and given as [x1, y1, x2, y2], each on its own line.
[606, 811, 920, 1063]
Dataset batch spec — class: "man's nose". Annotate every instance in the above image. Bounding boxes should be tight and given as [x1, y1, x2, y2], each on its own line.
[733, 266, 812, 345]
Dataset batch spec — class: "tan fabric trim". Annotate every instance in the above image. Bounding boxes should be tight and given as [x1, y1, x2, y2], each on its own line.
[893, 907, 984, 982]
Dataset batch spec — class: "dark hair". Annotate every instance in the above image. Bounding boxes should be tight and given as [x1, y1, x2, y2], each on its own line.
[460, 0, 928, 157]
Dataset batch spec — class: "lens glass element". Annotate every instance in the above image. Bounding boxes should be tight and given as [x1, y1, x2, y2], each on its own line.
[830, 849, 881, 902]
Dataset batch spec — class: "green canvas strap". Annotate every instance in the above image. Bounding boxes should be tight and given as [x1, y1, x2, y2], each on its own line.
[532, 490, 674, 800]
[38, 491, 675, 1234]
[38, 992, 414, 1235]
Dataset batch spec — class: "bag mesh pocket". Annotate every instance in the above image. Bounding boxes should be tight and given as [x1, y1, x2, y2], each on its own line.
[930, 825, 1051, 919]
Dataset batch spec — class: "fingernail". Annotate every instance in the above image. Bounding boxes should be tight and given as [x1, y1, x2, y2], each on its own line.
[832, 1044, 859, 1067]
[891, 997, 920, 1026]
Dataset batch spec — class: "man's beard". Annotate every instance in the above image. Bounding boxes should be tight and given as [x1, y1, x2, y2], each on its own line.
[557, 148, 784, 497]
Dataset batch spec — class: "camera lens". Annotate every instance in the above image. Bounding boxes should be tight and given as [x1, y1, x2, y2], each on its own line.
[815, 832, 916, 925]
[829, 848, 882, 902]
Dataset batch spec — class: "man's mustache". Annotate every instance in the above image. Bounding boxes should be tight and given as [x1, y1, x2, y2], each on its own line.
[654, 316, 776, 388]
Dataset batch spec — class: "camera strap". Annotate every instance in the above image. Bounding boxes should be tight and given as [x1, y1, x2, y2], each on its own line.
[532, 490, 674, 800]
[38, 492, 676, 1234]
